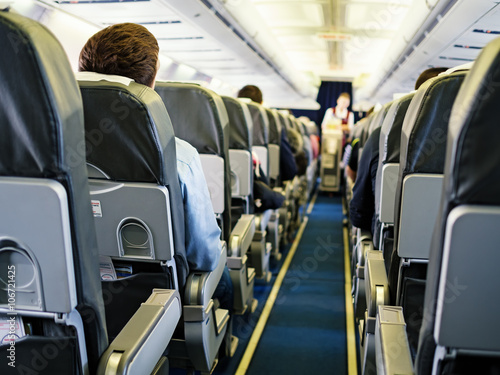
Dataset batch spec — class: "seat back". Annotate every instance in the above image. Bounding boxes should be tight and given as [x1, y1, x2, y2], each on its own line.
[77, 73, 187, 338]
[0, 10, 106, 373]
[393, 71, 467, 259]
[222, 96, 253, 212]
[247, 102, 270, 178]
[375, 93, 414, 224]
[155, 82, 232, 241]
[265, 108, 282, 184]
[417, 38, 500, 374]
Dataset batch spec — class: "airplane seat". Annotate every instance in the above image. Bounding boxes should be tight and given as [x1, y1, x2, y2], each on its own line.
[0, 10, 181, 375]
[246, 101, 274, 280]
[386, 69, 468, 358]
[264, 108, 285, 260]
[77, 74, 224, 373]
[377, 38, 500, 375]
[276, 111, 298, 243]
[265, 108, 282, 188]
[414, 37, 500, 375]
[373, 92, 414, 264]
[295, 117, 314, 209]
[0, 10, 106, 374]
[154, 83, 258, 318]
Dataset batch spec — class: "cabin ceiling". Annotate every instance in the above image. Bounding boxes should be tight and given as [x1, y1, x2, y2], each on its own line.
[11, 0, 500, 110]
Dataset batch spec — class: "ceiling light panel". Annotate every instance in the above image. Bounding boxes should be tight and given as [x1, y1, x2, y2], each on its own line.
[49, 0, 174, 24]
[255, 3, 324, 28]
[345, 3, 410, 31]
[277, 35, 327, 51]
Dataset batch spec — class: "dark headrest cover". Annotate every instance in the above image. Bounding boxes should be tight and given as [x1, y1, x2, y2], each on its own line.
[400, 72, 466, 176]
[79, 81, 176, 184]
[155, 82, 229, 156]
[446, 40, 500, 207]
[265, 108, 281, 145]
[382, 93, 414, 164]
[78, 79, 189, 288]
[393, 72, 465, 251]
[248, 102, 269, 146]
[0, 11, 107, 371]
[222, 96, 252, 151]
[154, 82, 232, 241]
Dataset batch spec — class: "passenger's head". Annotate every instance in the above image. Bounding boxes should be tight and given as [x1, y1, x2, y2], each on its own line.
[337, 92, 351, 110]
[414, 67, 448, 90]
[79, 23, 160, 88]
[237, 85, 263, 104]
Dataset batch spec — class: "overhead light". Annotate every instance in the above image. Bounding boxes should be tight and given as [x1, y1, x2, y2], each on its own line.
[316, 32, 352, 42]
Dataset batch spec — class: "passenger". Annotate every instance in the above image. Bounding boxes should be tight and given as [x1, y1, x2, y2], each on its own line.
[252, 152, 285, 212]
[237, 85, 298, 181]
[78, 23, 233, 311]
[349, 68, 447, 238]
[321, 92, 354, 145]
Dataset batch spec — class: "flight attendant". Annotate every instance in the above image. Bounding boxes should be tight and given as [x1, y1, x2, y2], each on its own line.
[321, 92, 354, 146]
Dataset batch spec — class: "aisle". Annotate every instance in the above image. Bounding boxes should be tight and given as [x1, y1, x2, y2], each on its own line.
[244, 194, 348, 374]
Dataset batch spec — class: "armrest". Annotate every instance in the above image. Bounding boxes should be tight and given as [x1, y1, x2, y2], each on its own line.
[365, 250, 390, 317]
[255, 210, 272, 231]
[354, 228, 373, 269]
[183, 243, 227, 320]
[228, 214, 255, 258]
[375, 306, 414, 375]
[98, 289, 181, 375]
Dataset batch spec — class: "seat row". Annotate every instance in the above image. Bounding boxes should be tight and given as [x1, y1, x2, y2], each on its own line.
[346, 37, 500, 374]
[0, 9, 318, 375]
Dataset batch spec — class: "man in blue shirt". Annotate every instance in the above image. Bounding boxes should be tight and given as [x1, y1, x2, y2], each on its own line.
[78, 23, 232, 310]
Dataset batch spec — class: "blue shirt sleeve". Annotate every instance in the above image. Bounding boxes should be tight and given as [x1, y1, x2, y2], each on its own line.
[175, 138, 222, 272]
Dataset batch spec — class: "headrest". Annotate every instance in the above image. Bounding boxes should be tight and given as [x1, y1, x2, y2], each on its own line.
[265, 108, 282, 145]
[77, 77, 177, 185]
[276, 111, 289, 132]
[0, 11, 85, 178]
[222, 96, 253, 151]
[247, 102, 269, 147]
[380, 92, 414, 164]
[446, 37, 500, 206]
[367, 101, 392, 138]
[400, 70, 467, 176]
[155, 82, 229, 157]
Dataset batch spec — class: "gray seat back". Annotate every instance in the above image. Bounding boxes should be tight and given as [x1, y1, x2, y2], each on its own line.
[155, 82, 232, 241]
[222, 96, 253, 203]
[248, 102, 270, 178]
[0, 10, 107, 373]
[78, 76, 188, 289]
[393, 71, 467, 257]
[265, 108, 282, 183]
[375, 93, 414, 224]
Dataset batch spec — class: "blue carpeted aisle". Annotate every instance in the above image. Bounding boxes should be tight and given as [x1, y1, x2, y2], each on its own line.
[245, 193, 347, 374]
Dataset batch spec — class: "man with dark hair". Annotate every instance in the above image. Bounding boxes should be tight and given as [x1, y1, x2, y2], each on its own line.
[79, 23, 232, 309]
[79, 23, 160, 88]
[414, 67, 448, 90]
[237, 85, 263, 104]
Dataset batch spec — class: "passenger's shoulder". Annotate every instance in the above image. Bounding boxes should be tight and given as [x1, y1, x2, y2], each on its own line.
[175, 137, 198, 164]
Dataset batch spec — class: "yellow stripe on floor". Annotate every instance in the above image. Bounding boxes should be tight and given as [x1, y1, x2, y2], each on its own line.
[235, 191, 318, 374]
[343, 200, 357, 375]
